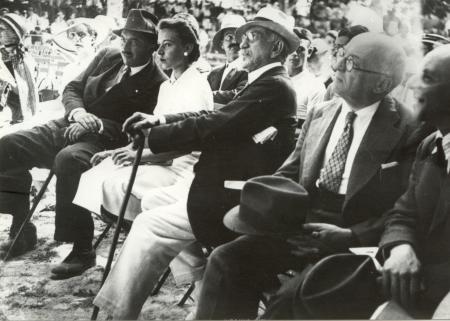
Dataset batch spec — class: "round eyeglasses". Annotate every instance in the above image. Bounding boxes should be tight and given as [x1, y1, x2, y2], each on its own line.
[336, 53, 391, 77]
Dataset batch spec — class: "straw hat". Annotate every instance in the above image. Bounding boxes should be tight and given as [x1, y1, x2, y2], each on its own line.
[212, 14, 245, 52]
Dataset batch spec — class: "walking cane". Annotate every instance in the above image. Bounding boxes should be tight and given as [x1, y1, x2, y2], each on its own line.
[2, 169, 55, 262]
[91, 132, 145, 320]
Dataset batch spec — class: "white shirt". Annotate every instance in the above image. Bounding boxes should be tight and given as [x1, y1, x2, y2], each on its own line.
[153, 64, 214, 116]
[434, 131, 450, 173]
[247, 62, 282, 85]
[291, 69, 326, 120]
[321, 100, 380, 194]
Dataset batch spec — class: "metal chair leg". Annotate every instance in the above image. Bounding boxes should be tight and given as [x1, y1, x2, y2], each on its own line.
[151, 267, 171, 296]
[92, 222, 113, 250]
[178, 283, 195, 306]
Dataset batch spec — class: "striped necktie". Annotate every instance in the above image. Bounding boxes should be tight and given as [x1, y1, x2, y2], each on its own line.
[318, 111, 357, 193]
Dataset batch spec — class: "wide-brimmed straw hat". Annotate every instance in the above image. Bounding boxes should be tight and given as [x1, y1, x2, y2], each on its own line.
[236, 6, 300, 53]
[212, 14, 246, 52]
[223, 175, 309, 236]
[113, 9, 158, 37]
[0, 13, 28, 40]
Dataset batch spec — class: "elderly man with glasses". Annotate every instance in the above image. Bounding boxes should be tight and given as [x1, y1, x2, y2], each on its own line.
[92, 6, 298, 319]
[193, 32, 429, 320]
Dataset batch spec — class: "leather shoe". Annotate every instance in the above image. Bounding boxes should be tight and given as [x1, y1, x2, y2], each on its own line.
[0, 222, 37, 259]
[50, 249, 96, 280]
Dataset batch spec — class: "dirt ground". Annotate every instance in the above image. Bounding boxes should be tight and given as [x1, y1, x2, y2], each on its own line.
[0, 105, 195, 320]
[0, 182, 195, 320]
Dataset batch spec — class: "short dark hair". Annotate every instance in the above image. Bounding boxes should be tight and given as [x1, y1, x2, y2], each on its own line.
[158, 13, 200, 63]
[338, 25, 369, 40]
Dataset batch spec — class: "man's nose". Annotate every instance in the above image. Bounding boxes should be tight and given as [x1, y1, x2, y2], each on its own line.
[240, 37, 248, 49]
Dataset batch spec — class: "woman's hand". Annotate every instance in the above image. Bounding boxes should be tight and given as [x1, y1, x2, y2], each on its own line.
[90, 150, 113, 166]
[111, 146, 137, 166]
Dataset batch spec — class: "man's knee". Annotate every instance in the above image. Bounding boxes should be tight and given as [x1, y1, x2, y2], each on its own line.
[0, 134, 21, 167]
[54, 147, 88, 175]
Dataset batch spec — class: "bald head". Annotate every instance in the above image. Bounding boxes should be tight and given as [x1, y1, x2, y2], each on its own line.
[346, 32, 406, 90]
[422, 44, 450, 84]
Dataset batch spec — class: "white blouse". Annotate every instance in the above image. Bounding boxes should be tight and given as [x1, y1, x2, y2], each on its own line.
[153, 64, 214, 115]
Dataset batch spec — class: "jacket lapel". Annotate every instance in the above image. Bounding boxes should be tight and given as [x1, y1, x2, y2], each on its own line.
[221, 68, 237, 90]
[212, 65, 226, 90]
[84, 61, 122, 103]
[345, 96, 402, 203]
[234, 66, 285, 99]
[300, 100, 341, 189]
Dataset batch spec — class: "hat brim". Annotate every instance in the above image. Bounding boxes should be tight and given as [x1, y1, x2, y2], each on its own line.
[112, 27, 157, 36]
[223, 205, 299, 237]
[236, 20, 300, 53]
[212, 27, 238, 53]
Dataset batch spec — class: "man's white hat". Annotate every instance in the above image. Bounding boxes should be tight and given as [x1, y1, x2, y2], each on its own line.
[236, 6, 300, 53]
[212, 14, 246, 52]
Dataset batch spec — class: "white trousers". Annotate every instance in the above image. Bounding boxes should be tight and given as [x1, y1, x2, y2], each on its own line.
[93, 195, 205, 319]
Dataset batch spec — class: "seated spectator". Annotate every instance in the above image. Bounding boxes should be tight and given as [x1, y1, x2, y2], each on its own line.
[92, 6, 299, 319]
[379, 44, 450, 318]
[324, 25, 369, 101]
[208, 14, 247, 104]
[287, 27, 325, 128]
[0, 13, 38, 124]
[193, 32, 426, 320]
[0, 10, 166, 279]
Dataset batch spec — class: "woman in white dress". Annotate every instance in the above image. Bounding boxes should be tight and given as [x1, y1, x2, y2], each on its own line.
[86, 13, 213, 285]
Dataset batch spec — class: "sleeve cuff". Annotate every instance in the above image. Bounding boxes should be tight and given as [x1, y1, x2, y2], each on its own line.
[68, 108, 86, 122]
[159, 116, 166, 125]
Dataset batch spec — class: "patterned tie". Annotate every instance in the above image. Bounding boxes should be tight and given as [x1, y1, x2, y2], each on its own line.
[318, 111, 357, 193]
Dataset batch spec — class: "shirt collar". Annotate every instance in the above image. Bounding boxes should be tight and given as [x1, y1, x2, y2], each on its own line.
[129, 59, 151, 76]
[169, 64, 196, 84]
[341, 99, 380, 118]
[247, 62, 282, 85]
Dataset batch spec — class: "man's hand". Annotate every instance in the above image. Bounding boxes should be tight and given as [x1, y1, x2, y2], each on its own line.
[287, 234, 324, 260]
[90, 150, 113, 166]
[73, 111, 102, 132]
[64, 123, 89, 143]
[122, 112, 160, 135]
[111, 146, 137, 166]
[302, 223, 354, 251]
[382, 243, 421, 309]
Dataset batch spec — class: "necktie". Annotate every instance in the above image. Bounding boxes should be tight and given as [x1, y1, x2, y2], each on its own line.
[318, 111, 357, 193]
[119, 66, 131, 83]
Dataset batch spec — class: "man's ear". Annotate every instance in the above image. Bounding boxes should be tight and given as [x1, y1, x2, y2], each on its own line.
[270, 40, 283, 59]
[373, 77, 393, 95]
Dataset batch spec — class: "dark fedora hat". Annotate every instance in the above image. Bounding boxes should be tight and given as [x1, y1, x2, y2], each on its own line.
[223, 175, 309, 236]
[296, 253, 383, 319]
[113, 9, 158, 37]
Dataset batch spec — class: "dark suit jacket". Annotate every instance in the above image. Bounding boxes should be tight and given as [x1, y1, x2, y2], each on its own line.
[207, 64, 247, 104]
[148, 65, 297, 246]
[62, 47, 167, 145]
[275, 96, 423, 246]
[380, 132, 450, 306]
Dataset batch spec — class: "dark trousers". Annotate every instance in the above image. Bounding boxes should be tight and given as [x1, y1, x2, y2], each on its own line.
[195, 235, 305, 319]
[195, 189, 346, 320]
[0, 117, 117, 244]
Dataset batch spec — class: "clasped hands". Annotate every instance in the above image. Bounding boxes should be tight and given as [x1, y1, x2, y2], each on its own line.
[64, 111, 102, 143]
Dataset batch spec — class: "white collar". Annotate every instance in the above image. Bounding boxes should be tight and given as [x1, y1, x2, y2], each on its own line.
[341, 99, 380, 117]
[169, 64, 197, 84]
[129, 59, 151, 76]
[247, 62, 282, 85]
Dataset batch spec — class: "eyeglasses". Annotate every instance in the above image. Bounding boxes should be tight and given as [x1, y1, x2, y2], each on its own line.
[241, 30, 263, 43]
[337, 54, 391, 77]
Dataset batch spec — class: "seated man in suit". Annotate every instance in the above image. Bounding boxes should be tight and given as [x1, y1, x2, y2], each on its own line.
[193, 32, 426, 320]
[0, 9, 167, 279]
[379, 44, 450, 318]
[208, 14, 247, 104]
[92, 7, 298, 319]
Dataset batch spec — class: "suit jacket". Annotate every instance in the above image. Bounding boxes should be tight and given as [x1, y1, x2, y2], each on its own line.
[62, 47, 167, 144]
[275, 96, 424, 246]
[149, 65, 297, 246]
[379, 132, 450, 305]
[207, 64, 247, 104]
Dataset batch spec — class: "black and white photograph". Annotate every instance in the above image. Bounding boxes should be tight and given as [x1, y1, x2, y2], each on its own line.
[0, 0, 450, 319]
